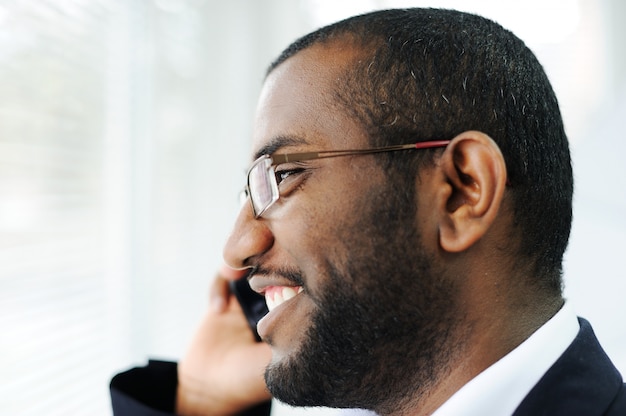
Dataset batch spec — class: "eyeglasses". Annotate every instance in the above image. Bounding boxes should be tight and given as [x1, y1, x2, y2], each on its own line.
[243, 140, 451, 218]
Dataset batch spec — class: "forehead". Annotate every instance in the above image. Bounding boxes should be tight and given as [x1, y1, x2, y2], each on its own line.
[251, 42, 368, 159]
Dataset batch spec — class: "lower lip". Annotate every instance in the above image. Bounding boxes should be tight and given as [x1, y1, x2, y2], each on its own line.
[256, 311, 272, 340]
[257, 295, 297, 340]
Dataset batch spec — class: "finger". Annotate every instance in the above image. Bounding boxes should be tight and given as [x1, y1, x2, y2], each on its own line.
[209, 265, 250, 313]
[219, 263, 249, 281]
[209, 273, 231, 313]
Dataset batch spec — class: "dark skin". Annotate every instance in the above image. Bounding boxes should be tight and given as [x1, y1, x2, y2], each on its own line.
[176, 40, 564, 416]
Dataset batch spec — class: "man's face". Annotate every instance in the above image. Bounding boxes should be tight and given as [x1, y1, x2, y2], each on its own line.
[223, 43, 461, 413]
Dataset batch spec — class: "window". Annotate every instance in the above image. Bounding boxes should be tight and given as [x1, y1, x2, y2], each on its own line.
[0, 1, 305, 414]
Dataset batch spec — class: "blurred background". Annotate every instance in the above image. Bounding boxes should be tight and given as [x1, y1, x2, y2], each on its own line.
[0, 0, 624, 415]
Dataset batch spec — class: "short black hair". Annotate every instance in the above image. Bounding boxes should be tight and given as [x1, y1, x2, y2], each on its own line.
[269, 8, 573, 293]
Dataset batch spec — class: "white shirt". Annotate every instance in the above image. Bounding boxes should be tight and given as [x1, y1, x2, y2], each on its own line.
[432, 302, 579, 415]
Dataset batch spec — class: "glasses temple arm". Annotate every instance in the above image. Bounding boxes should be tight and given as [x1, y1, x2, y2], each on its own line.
[270, 140, 451, 164]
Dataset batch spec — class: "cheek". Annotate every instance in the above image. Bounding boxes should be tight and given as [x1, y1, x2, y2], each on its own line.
[270, 160, 388, 285]
[274, 195, 366, 288]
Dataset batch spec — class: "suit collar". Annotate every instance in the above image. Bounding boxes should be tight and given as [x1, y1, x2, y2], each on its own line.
[514, 318, 624, 415]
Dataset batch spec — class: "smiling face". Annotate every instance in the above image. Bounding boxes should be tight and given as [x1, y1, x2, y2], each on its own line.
[223, 41, 463, 413]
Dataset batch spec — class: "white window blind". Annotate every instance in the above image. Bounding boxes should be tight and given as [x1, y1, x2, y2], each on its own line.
[0, 1, 307, 414]
[0, 1, 131, 413]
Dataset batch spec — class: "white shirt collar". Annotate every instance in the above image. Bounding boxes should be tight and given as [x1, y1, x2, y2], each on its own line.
[431, 302, 579, 416]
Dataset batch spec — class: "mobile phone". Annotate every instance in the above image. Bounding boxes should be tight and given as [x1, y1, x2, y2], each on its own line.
[229, 275, 268, 342]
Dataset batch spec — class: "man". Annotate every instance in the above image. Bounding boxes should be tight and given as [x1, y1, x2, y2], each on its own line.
[111, 8, 626, 416]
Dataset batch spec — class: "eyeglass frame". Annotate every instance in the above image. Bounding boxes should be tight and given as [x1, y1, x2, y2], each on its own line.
[243, 139, 451, 218]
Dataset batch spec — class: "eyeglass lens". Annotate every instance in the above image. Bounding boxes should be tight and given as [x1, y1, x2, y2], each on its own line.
[248, 157, 278, 216]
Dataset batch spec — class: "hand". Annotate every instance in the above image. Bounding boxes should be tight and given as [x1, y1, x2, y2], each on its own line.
[176, 266, 272, 416]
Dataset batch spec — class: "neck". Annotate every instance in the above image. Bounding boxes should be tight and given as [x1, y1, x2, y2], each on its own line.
[379, 290, 563, 416]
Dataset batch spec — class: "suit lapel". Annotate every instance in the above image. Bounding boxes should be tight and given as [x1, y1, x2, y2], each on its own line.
[513, 318, 624, 415]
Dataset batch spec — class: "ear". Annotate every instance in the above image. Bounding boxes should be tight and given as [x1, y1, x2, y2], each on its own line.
[437, 131, 507, 253]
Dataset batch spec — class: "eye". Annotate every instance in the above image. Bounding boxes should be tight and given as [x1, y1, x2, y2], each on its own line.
[274, 167, 304, 186]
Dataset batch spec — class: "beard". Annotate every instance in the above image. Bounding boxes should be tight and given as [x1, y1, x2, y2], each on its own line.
[264, 177, 464, 415]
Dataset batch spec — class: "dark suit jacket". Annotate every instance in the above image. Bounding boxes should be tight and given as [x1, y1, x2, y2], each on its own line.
[110, 318, 625, 415]
[513, 318, 625, 415]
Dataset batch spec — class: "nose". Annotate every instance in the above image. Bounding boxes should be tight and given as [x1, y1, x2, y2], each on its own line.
[223, 202, 274, 270]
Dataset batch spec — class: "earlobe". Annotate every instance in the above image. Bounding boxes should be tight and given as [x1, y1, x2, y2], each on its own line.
[437, 131, 507, 253]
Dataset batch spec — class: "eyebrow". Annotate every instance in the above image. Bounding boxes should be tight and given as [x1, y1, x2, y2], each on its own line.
[253, 135, 309, 160]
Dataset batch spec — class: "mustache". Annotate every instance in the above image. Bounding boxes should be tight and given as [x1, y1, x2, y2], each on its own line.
[249, 265, 305, 287]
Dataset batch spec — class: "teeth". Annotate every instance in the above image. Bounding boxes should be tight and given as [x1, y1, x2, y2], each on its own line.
[282, 286, 298, 301]
[265, 286, 303, 312]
